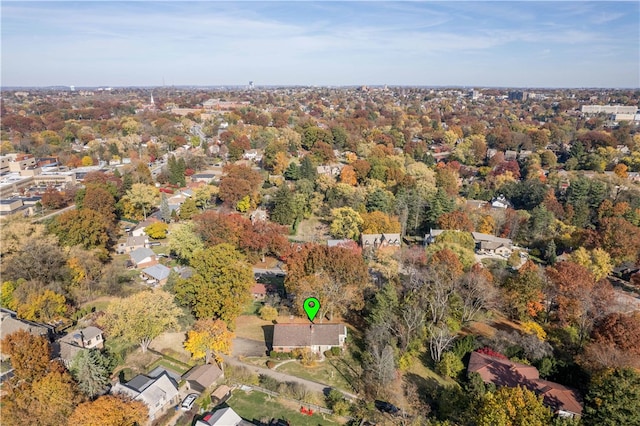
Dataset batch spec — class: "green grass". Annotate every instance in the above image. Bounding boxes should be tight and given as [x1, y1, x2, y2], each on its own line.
[244, 301, 263, 315]
[276, 359, 353, 393]
[146, 356, 192, 375]
[226, 389, 342, 425]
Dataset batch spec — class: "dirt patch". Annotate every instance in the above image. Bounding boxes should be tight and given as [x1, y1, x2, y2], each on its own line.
[123, 349, 161, 374]
[150, 331, 191, 362]
[253, 256, 279, 269]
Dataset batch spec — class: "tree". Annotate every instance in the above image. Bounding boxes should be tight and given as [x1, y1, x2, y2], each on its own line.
[179, 197, 198, 220]
[330, 207, 363, 240]
[184, 319, 234, 364]
[270, 184, 296, 226]
[0, 330, 51, 382]
[159, 193, 171, 222]
[437, 210, 474, 231]
[82, 185, 116, 224]
[360, 211, 401, 234]
[70, 349, 111, 398]
[193, 184, 217, 210]
[597, 217, 640, 266]
[285, 244, 369, 321]
[145, 221, 168, 239]
[174, 244, 253, 325]
[473, 385, 552, 426]
[99, 290, 181, 352]
[339, 165, 357, 186]
[501, 261, 545, 320]
[570, 247, 613, 281]
[42, 187, 65, 210]
[69, 395, 148, 426]
[17, 289, 67, 322]
[583, 368, 640, 426]
[546, 261, 614, 344]
[168, 222, 204, 263]
[123, 183, 159, 220]
[50, 209, 110, 250]
[2, 236, 68, 285]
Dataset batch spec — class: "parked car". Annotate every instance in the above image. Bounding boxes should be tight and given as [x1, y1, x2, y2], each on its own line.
[180, 393, 198, 410]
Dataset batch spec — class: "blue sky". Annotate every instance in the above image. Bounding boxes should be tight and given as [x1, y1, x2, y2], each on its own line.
[1, 1, 638, 88]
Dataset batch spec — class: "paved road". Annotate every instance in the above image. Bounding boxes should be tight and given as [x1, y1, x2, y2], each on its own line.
[222, 355, 357, 400]
[253, 267, 286, 276]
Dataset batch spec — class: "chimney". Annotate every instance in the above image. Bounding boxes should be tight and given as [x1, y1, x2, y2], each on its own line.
[79, 330, 85, 348]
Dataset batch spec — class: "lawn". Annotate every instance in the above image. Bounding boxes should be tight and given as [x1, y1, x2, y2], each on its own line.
[226, 389, 342, 425]
[276, 359, 354, 393]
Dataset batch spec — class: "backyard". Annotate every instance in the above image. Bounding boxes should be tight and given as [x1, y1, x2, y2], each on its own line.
[225, 389, 342, 426]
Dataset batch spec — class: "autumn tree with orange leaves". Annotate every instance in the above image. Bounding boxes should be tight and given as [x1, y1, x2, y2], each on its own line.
[546, 261, 614, 345]
[69, 395, 147, 426]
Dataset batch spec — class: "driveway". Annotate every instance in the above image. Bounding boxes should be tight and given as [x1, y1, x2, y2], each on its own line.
[232, 337, 267, 357]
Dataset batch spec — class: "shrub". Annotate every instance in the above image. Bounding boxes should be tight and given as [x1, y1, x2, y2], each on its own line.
[451, 335, 477, 358]
[436, 351, 464, 378]
[292, 348, 318, 367]
[259, 305, 278, 322]
[521, 320, 547, 341]
[259, 374, 279, 391]
[269, 351, 292, 360]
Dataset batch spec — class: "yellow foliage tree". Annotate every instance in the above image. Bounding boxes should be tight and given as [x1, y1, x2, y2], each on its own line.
[361, 211, 401, 234]
[17, 290, 67, 322]
[570, 247, 613, 282]
[81, 155, 94, 166]
[477, 215, 495, 234]
[474, 385, 552, 426]
[184, 319, 234, 364]
[521, 320, 547, 341]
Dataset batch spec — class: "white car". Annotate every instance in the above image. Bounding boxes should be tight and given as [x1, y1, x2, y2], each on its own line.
[180, 393, 198, 410]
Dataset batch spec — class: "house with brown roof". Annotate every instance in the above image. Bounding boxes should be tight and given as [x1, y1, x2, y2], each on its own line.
[272, 323, 347, 356]
[183, 363, 223, 393]
[468, 351, 582, 418]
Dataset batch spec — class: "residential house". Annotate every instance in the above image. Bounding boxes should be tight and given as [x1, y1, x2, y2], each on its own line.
[272, 323, 347, 356]
[111, 371, 180, 421]
[116, 235, 149, 254]
[490, 195, 511, 209]
[183, 363, 224, 393]
[468, 351, 582, 418]
[361, 233, 401, 251]
[251, 283, 267, 301]
[131, 218, 159, 237]
[57, 326, 104, 367]
[140, 264, 171, 286]
[0, 310, 53, 359]
[472, 232, 514, 257]
[316, 164, 344, 177]
[195, 407, 251, 426]
[191, 173, 217, 184]
[250, 208, 268, 224]
[130, 247, 157, 269]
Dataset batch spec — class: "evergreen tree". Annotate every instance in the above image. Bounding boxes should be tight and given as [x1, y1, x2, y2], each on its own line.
[160, 194, 171, 222]
[179, 197, 198, 220]
[70, 349, 110, 398]
[299, 156, 317, 181]
[270, 184, 296, 226]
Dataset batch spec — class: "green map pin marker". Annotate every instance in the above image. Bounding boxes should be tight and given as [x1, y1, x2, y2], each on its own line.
[303, 297, 320, 322]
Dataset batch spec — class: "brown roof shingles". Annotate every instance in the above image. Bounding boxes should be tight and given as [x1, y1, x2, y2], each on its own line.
[272, 323, 346, 348]
[468, 351, 583, 415]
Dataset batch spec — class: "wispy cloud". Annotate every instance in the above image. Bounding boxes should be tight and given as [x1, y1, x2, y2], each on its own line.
[1, 1, 638, 87]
